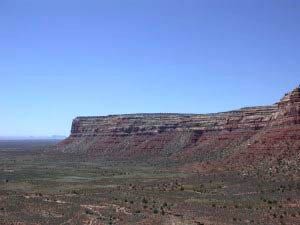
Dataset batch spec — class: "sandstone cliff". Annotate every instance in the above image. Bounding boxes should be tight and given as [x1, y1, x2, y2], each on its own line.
[58, 87, 300, 169]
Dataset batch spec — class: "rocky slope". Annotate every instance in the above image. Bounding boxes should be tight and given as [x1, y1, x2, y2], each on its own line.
[58, 87, 300, 168]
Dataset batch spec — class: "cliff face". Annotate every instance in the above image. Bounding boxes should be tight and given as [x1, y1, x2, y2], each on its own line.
[59, 87, 300, 166]
[70, 106, 277, 137]
[272, 87, 300, 125]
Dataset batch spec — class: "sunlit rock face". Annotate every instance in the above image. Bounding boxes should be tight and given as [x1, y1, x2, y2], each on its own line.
[69, 106, 278, 138]
[58, 87, 300, 165]
[272, 87, 300, 126]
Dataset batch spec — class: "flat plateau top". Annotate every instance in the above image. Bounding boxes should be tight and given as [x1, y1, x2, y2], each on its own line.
[74, 105, 277, 120]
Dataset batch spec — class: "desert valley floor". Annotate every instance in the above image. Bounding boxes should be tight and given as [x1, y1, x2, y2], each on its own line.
[0, 141, 300, 225]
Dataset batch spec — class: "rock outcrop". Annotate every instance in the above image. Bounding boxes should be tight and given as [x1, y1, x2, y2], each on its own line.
[272, 86, 300, 126]
[227, 86, 300, 172]
[58, 87, 300, 167]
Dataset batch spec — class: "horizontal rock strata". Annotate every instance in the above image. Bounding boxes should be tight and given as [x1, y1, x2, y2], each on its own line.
[70, 106, 277, 137]
[58, 87, 300, 166]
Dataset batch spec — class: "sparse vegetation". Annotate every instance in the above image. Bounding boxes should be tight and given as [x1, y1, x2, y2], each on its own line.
[0, 140, 299, 225]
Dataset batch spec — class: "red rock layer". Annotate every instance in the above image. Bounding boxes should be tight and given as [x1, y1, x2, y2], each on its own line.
[225, 88, 300, 171]
[58, 87, 300, 166]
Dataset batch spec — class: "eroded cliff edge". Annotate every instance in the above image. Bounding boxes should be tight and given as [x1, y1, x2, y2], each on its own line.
[58, 87, 300, 172]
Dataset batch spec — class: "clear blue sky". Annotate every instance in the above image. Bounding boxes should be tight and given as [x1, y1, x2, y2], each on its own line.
[0, 0, 299, 137]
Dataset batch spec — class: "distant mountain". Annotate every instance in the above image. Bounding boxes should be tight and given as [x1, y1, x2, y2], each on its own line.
[49, 135, 67, 140]
[0, 135, 67, 140]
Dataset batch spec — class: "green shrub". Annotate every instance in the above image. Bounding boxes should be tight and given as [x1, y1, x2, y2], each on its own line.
[153, 209, 159, 214]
